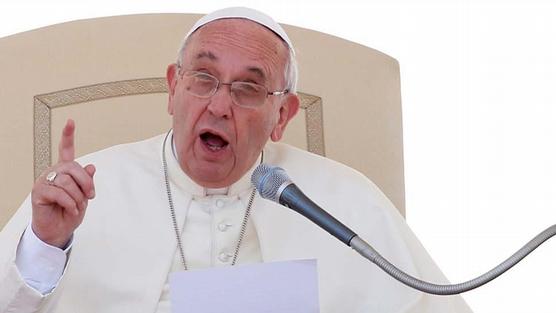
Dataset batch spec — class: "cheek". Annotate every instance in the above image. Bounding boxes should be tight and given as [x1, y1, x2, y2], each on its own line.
[238, 110, 277, 147]
[259, 105, 281, 134]
[173, 96, 203, 126]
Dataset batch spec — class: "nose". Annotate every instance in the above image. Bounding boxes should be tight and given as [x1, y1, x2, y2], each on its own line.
[206, 83, 233, 119]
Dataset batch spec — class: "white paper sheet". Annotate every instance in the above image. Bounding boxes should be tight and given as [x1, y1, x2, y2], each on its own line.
[169, 259, 320, 313]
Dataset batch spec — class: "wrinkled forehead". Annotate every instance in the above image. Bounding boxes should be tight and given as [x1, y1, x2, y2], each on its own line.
[184, 19, 289, 86]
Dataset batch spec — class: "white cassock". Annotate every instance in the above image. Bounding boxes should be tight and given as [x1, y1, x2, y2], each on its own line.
[0, 133, 472, 313]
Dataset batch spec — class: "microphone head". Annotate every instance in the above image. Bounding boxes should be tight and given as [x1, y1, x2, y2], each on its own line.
[251, 163, 291, 202]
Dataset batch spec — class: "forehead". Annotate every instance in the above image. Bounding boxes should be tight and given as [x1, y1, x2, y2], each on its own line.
[184, 19, 289, 83]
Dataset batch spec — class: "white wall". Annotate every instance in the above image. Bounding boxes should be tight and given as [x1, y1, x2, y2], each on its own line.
[2, 1, 555, 312]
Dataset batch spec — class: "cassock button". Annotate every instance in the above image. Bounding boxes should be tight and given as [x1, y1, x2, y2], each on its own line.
[218, 252, 232, 263]
[215, 199, 225, 208]
[218, 222, 232, 232]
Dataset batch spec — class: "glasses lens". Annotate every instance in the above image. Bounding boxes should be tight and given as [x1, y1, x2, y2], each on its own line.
[231, 82, 267, 108]
[183, 71, 217, 97]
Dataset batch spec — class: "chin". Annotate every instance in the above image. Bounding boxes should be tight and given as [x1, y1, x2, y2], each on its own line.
[191, 165, 233, 187]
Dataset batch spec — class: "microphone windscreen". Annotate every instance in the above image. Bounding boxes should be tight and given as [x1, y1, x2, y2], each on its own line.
[251, 164, 290, 201]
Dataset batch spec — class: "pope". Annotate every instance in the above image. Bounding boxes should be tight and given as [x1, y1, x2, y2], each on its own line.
[0, 7, 472, 313]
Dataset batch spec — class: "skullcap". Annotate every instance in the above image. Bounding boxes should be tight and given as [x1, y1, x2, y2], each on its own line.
[184, 7, 294, 50]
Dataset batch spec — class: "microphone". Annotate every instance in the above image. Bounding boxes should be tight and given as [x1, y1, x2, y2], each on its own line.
[251, 163, 556, 295]
[251, 163, 357, 246]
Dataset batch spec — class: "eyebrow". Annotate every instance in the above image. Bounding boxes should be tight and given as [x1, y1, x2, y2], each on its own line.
[247, 67, 266, 81]
[195, 51, 218, 61]
[194, 51, 267, 82]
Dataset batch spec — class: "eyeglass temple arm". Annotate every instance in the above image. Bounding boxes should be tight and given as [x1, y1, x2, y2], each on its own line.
[269, 90, 289, 96]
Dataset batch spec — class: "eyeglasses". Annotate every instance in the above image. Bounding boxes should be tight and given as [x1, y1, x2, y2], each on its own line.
[177, 68, 289, 108]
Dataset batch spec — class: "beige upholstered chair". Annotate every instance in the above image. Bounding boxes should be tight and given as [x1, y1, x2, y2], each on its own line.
[0, 13, 405, 229]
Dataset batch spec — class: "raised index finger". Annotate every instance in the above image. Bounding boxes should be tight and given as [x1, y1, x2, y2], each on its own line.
[58, 119, 75, 162]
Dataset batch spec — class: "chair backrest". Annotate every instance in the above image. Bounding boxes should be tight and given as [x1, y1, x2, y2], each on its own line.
[0, 13, 405, 229]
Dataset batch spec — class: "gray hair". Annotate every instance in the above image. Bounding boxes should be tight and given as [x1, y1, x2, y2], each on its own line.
[176, 30, 298, 94]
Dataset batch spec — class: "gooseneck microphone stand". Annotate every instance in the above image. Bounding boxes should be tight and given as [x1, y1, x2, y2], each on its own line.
[252, 163, 556, 295]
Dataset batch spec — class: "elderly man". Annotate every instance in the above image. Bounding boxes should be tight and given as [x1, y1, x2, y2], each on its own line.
[0, 7, 471, 313]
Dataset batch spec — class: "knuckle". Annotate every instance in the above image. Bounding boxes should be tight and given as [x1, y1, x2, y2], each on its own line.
[58, 174, 71, 186]
[31, 195, 40, 207]
[32, 185, 48, 202]
[84, 178, 94, 190]
[60, 195, 76, 210]
[55, 161, 68, 170]
[58, 160, 77, 172]
[73, 161, 85, 170]
[75, 191, 85, 203]
[80, 176, 94, 192]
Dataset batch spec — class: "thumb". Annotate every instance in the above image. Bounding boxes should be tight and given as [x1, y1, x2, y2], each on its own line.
[84, 164, 96, 199]
[85, 164, 96, 177]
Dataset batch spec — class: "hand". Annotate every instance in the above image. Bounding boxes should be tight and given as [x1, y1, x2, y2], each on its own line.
[31, 119, 96, 248]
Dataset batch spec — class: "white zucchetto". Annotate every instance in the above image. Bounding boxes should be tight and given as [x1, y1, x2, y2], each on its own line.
[183, 7, 294, 50]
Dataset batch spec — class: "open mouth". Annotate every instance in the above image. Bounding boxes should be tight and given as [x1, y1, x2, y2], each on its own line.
[200, 131, 229, 152]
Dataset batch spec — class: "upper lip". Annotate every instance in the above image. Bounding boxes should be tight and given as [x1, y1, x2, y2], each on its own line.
[198, 128, 231, 145]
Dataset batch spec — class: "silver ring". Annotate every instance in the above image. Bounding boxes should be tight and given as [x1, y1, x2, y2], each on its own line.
[46, 171, 58, 185]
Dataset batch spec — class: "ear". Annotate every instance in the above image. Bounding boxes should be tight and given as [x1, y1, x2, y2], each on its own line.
[270, 94, 300, 142]
[166, 63, 178, 115]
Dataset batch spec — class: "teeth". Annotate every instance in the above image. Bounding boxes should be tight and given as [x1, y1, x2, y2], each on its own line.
[207, 143, 224, 151]
[201, 132, 228, 152]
